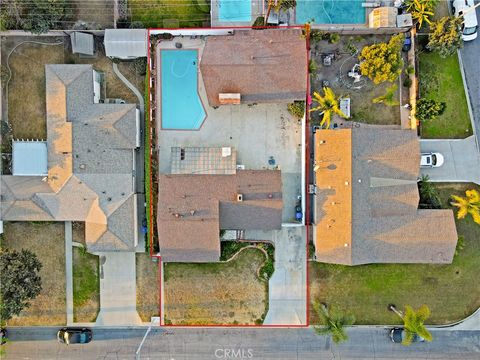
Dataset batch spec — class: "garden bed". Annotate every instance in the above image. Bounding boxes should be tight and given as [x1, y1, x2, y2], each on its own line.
[309, 183, 480, 325]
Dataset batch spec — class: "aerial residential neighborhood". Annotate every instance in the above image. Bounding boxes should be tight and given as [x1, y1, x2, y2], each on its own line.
[0, 1, 479, 359]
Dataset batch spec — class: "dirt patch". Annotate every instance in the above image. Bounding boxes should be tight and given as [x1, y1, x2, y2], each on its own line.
[72, 0, 114, 29]
[2, 222, 66, 326]
[164, 248, 268, 325]
[136, 253, 159, 322]
[3, 36, 66, 139]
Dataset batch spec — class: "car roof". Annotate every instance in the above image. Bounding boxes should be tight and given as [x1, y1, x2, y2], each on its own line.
[457, 0, 479, 27]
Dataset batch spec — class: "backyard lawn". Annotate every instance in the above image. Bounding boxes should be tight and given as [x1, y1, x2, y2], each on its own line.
[418, 41, 472, 139]
[309, 183, 480, 325]
[136, 253, 160, 322]
[129, 0, 210, 28]
[2, 222, 66, 326]
[73, 247, 100, 322]
[164, 248, 268, 325]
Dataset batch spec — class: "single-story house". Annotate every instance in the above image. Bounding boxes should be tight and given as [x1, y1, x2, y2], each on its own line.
[313, 128, 458, 265]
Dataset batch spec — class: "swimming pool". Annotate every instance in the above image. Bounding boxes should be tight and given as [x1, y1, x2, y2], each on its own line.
[296, 0, 365, 24]
[161, 50, 206, 130]
[218, 0, 251, 22]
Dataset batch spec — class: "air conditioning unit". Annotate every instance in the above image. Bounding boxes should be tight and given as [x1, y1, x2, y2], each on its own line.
[236, 164, 245, 170]
[236, 194, 243, 202]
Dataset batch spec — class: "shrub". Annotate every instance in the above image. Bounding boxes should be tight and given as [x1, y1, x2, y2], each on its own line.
[253, 16, 266, 28]
[308, 59, 318, 74]
[220, 241, 250, 261]
[403, 76, 412, 88]
[416, 98, 446, 122]
[328, 33, 340, 44]
[427, 16, 463, 58]
[287, 101, 306, 119]
[406, 65, 415, 75]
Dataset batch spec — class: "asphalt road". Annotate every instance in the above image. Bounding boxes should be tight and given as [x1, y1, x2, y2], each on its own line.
[4, 327, 480, 360]
[459, 1, 480, 147]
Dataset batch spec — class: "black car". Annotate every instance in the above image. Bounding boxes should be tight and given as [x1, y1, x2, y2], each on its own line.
[389, 328, 425, 343]
[57, 327, 92, 345]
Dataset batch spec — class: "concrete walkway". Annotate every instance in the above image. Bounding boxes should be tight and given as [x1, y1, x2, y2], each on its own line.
[250, 227, 307, 325]
[95, 252, 142, 326]
[420, 136, 480, 184]
[64, 221, 73, 326]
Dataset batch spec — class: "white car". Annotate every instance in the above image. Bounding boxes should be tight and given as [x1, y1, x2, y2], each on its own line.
[421, 152, 444, 168]
[452, 0, 478, 41]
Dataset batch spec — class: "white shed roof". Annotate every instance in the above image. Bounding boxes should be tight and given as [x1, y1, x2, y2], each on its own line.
[104, 29, 147, 59]
[71, 32, 95, 55]
[12, 141, 48, 176]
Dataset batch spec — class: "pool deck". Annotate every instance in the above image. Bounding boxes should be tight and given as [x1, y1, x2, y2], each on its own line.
[154, 36, 303, 223]
[211, 0, 264, 27]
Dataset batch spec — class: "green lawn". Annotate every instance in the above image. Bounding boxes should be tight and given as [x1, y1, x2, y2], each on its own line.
[418, 44, 472, 139]
[129, 0, 210, 28]
[73, 247, 100, 322]
[309, 183, 480, 325]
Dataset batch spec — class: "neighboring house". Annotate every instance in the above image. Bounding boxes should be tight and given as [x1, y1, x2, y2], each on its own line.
[104, 29, 147, 59]
[200, 29, 307, 107]
[0, 65, 140, 251]
[313, 128, 458, 265]
[157, 147, 282, 262]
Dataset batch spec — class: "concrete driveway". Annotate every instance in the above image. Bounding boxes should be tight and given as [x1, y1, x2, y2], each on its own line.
[256, 226, 307, 325]
[420, 136, 480, 184]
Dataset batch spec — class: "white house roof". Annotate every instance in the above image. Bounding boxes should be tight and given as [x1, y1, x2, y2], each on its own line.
[12, 141, 48, 176]
[104, 29, 147, 59]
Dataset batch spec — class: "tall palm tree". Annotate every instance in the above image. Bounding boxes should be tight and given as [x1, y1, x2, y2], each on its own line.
[388, 304, 433, 345]
[450, 189, 480, 224]
[309, 87, 347, 129]
[405, 0, 436, 29]
[313, 302, 355, 344]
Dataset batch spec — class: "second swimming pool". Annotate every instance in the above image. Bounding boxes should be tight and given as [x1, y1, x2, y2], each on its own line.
[218, 0, 252, 22]
[296, 0, 366, 24]
[161, 50, 206, 130]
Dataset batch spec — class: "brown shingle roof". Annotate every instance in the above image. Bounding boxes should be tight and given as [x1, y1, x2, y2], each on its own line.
[314, 128, 458, 265]
[157, 170, 282, 262]
[200, 29, 307, 107]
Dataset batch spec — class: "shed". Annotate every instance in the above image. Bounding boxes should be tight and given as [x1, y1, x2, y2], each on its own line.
[12, 141, 48, 176]
[104, 29, 147, 59]
[70, 32, 95, 56]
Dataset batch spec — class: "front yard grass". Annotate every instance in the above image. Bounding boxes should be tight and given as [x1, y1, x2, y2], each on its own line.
[136, 253, 160, 322]
[73, 247, 100, 322]
[129, 0, 210, 28]
[418, 43, 472, 139]
[2, 222, 66, 325]
[309, 183, 480, 325]
[164, 248, 268, 325]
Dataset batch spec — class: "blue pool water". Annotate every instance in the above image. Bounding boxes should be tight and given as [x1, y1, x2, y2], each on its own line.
[296, 0, 365, 24]
[161, 50, 206, 130]
[218, 0, 251, 22]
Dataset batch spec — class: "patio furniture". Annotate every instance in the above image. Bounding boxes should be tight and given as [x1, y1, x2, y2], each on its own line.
[348, 64, 362, 83]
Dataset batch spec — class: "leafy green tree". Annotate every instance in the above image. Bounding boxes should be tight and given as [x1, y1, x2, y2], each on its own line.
[427, 16, 463, 58]
[451, 189, 480, 224]
[313, 302, 355, 344]
[287, 101, 306, 119]
[415, 98, 446, 122]
[359, 35, 404, 84]
[405, 0, 437, 29]
[389, 304, 433, 345]
[0, 248, 42, 322]
[372, 84, 399, 106]
[310, 87, 347, 129]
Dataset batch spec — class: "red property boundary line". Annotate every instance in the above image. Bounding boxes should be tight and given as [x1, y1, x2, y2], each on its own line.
[146, 25, 311, 328]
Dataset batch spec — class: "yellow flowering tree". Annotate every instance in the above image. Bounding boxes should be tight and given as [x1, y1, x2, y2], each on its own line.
[359, 34, 404, 84]
[451, 189, 480, 224]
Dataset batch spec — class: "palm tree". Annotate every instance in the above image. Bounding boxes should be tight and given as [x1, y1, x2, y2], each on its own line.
[405, 0, 436, 29]
[450, 189, 480, 224]
[372, 84, 399, 106]
[309, 87, 347, 129]
[313, 302, 355, 344]
[418, 174, 440, 208]
[388, 304, 433, 345]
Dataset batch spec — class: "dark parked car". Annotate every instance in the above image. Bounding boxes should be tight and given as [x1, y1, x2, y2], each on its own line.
[57, 327, 92, 345]
[389, 328, 425, 343]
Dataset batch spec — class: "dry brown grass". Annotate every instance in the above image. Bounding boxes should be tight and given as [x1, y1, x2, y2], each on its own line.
[2, 222, 66, 326]
[164, 248, 268, 325]
[6, 38, 66, 139]
[136, 253, 160, 322]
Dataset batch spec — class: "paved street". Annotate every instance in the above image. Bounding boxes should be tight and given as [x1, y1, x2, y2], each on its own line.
[4, 327, 480, 360]
[459, 1, 480, 147]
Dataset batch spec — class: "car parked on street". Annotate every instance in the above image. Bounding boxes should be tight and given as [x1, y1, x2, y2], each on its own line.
[389, 328, 425, 343]
[452, 0, 478, 41]
[421, 152, 444, 168]
[57, 328, 92, 345]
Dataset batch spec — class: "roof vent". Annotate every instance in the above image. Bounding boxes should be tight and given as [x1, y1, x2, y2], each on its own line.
[237, 194, 243, 202]
[190, 210, 195, 216]
[79, 164, 86, 170]
[344, 181, 349, 186]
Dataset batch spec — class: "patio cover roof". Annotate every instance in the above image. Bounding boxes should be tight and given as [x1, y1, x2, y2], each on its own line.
[104, 29, 147, 59]
[12, 141, 48, 176]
